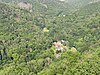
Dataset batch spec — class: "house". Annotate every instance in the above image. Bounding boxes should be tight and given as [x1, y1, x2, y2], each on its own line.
[53, 41, 64, 53]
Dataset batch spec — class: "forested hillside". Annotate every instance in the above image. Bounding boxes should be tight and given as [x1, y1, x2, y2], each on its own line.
[0, 0, 100, 75]
[1, 0, 100, 15]
[76, 1, 100, 15]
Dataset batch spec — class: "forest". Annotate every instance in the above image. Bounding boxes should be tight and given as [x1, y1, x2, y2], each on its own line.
[0, 0, 100, 75]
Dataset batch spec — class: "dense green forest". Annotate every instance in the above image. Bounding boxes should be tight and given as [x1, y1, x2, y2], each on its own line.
[0, 0, 100, 75]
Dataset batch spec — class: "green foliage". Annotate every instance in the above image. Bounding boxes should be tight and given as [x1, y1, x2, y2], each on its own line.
[0, 0, 100, 75]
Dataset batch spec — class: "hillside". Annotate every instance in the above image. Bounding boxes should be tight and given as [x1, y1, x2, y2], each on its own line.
[0, 1, 100, 75]
[1, 0, 72, 15]
[75, 1, 100, 15]
[1, 0, 100, 16]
